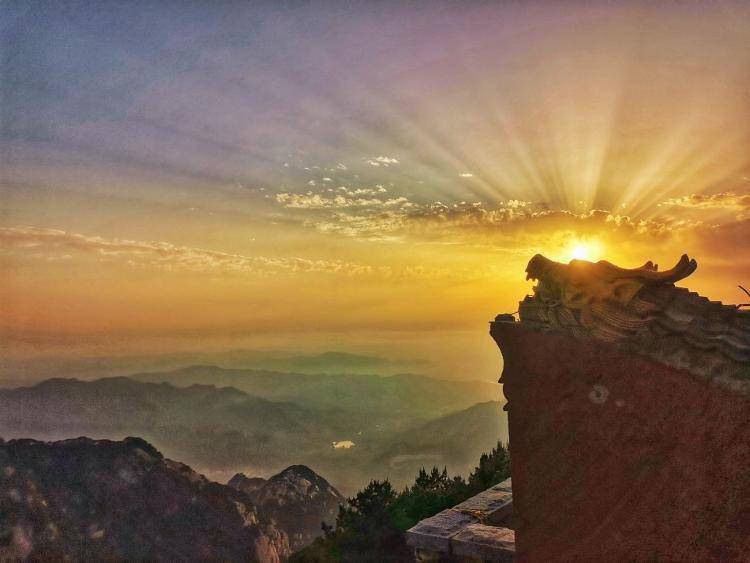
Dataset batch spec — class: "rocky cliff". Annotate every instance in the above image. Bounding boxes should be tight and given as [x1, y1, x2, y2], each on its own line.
[0, 437, 290, 561]
[229, 465, 344, 551]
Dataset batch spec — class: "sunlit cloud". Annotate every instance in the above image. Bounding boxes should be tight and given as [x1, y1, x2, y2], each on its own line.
[365, 156, 399, 167]
[0, 226, 509, 282]
[346, 187, 388, 195]
[659, 192, 750, 217]
[285, 197, 684, 246]
[275, 192, 409, 209]
[0, 226, 372, 276]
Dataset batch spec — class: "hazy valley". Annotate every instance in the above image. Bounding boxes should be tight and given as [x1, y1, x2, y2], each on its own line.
[0, 355, 506, 495]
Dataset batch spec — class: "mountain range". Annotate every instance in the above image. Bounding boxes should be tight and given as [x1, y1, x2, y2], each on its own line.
[133, 365, 501, 430]
[0, 372, 507, 494]
[0, 350, 425, 385]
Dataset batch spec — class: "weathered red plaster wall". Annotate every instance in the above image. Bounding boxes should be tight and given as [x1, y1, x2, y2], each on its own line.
[491, 322, 750, 562]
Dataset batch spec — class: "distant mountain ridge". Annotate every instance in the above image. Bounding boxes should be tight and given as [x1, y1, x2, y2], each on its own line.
[0, 350, 423, 383]
[269, 351, 398, 374]
[133, 364, 502, 421]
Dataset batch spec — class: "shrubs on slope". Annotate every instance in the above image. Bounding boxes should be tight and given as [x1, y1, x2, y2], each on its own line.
[293, 442, 510, 562]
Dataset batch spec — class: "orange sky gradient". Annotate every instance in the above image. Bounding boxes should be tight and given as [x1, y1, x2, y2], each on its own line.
[1, 1, 749, 381]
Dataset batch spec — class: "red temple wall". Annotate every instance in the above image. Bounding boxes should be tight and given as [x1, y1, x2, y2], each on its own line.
[491, 322, 750, 561]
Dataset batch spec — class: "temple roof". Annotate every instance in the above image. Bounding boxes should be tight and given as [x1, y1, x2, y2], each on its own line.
[513, 254, 750, 383]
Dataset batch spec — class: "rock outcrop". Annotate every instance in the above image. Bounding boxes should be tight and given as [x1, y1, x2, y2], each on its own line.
[229, 473, 269, 495]
[229, 465, 344, 551]
[0, 437, 290, 561]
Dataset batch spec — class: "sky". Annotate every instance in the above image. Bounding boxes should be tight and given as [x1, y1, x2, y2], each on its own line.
[1, 1, 749, 380]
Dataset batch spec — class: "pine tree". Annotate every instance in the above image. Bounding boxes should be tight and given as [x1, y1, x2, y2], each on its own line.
[292, 442, 510, 562]
[468, 442, 511, 494]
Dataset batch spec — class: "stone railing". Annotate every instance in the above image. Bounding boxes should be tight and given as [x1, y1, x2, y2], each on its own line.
[405, 478, 514, 562]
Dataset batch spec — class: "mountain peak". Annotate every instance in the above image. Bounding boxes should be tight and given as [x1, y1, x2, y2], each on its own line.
[228, 465, 344, 551]
[275, 464, 324, 481]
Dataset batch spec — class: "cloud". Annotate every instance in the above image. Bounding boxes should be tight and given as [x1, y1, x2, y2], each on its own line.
[298, 198, 695, 249]
[686, 218, 750, 263]
[306, 200, 522, 239]
[365, 156, 399, 167]
[659, 192, 750, 216]
[0, 226, 500, 282]
[348, 186, 388, 195]
[0, 226, 371, 276]
[275, 192, 409, 209]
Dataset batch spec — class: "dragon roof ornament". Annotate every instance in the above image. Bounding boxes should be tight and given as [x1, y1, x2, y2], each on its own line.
[518, 254, 750, 382]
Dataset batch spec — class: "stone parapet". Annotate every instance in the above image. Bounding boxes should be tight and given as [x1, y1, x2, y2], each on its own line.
[406, 478, 515, 562]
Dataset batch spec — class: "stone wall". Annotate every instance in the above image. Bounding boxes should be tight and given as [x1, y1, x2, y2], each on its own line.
[491, 320, 750, 561]
[406, 478, 515, 561]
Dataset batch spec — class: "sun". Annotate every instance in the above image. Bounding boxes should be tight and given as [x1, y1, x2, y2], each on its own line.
[571, 244, 591, 260]
[565, 239, 603, 262]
